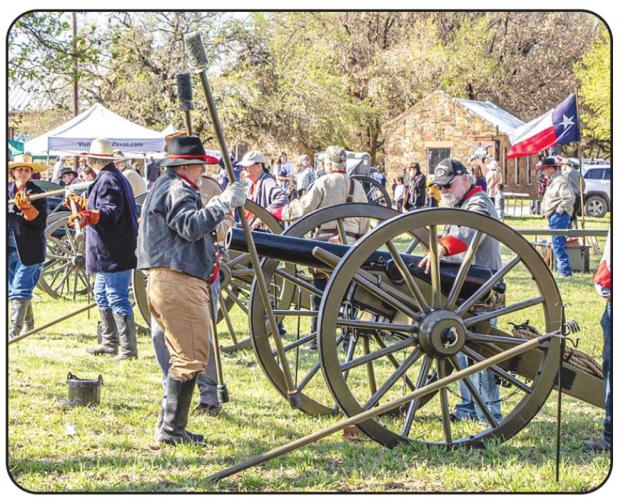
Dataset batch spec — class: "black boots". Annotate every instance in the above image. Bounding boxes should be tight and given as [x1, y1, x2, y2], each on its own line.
[87, 309, 118, 355]
[112, 313, 138, 361]
[157, 375, 204, 445]
[9, 299, 30, 339]
[23, 301, 34, 333]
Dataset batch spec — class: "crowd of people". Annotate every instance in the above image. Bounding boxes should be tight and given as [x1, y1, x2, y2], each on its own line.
[7, 138, 609, 452]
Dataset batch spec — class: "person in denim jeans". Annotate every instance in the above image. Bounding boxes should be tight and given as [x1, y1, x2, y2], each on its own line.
[8, 154, 48, 338]
[538, 156, 575, 278]
[585, 231, 611, 452]
[68, 139, 139, 360]
[419, 159, 502, 423]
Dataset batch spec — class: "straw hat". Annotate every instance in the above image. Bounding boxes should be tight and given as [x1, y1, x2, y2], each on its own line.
[8, 153, 46, 173]
[81, 138, 115, 160]
[113, 149, 132, 164]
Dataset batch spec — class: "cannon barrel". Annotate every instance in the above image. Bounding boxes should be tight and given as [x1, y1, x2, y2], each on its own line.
[229, 228, 498, 300]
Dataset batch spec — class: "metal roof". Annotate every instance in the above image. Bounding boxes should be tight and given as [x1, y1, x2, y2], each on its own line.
[9, 86, 53, 113]
[454, 98, 524, 134]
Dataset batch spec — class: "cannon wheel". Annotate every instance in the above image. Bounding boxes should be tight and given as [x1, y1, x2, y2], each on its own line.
[132, 200, 283, 352]
[318, 208, 562, 448]
[37, 214, 91, 300]
[351, 175, 392, 209]
[249, 203, 431, 416]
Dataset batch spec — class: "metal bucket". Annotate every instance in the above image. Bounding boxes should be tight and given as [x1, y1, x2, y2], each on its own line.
[67, 372, 103, 407]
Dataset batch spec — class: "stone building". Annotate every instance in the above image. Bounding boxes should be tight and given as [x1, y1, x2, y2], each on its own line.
[383, 90, 540, 196]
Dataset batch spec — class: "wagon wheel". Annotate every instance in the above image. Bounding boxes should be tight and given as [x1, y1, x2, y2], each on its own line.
[249, 203, 432, 416]
[132, 200, 283, 352]
[37, 215, 91, 301]
[351, 175, 392, 208]
[318, 208, 562, 447]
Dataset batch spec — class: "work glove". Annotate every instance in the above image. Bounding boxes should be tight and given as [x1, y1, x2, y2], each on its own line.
[220, 181, 248, 209]
[207, 181, 248, 215]
[64, 193, 88, 212]
[14, 192, 40, 221]
[69, 210, 100, 229]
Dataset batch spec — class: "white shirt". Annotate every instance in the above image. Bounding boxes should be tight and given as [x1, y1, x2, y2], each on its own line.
[122, 168, 147, 197]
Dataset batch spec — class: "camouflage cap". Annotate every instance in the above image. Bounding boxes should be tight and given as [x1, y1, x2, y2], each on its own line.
[324, 146, 347, 168]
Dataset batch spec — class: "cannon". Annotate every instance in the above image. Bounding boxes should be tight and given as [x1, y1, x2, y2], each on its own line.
[220, 203, 604, 449]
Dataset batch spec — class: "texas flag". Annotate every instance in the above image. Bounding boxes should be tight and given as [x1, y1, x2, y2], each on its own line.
[507, 94, 580, 159]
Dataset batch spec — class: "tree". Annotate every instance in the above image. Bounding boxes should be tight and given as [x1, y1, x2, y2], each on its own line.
[575, 21, 610, 157]
[9, 11, 101, 111]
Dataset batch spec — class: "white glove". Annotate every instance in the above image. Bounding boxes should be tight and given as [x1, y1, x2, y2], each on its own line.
[207, 180, 247, 214]
[219, 180, 248, 209]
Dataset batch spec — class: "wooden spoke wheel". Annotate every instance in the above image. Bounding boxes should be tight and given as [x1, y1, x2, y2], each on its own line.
[318, 208, 562, 448]
[132, 200, 283, 352]
[249, 203, 406, 416]
[352, 175, 392, 209]
[38, 215, 92, 301]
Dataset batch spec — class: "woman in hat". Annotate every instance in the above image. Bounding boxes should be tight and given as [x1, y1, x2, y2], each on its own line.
[8, 154, 49, 338]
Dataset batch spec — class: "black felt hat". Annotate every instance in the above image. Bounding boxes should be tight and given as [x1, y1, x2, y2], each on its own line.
[161, 135, 210, 167]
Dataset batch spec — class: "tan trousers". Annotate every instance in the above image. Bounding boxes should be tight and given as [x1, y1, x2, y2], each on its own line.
[146, 268, 211, 381]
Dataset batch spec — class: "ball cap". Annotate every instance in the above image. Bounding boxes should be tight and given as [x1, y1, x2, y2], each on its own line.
[432, 159, 469, 186]
[239, 150, 267, 167]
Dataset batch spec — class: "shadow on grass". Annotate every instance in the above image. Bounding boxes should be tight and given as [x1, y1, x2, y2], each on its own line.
[8, 417, 610, 493]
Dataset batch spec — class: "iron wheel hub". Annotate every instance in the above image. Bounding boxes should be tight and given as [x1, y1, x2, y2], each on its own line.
[418, 309, 466, 358]
[71, 254, 86, 268]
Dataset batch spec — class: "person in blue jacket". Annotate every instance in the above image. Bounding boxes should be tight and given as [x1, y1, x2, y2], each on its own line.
[66, 138, 139, 360]
[8, 154, 48, 338]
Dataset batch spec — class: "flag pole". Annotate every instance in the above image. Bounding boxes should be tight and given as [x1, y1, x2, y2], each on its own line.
[574, 89, 587, 246]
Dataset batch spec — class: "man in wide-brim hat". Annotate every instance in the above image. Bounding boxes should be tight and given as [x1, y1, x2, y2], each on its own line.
[137, 134, 247, 445]
[8, 154, 49, 338]
[66, 138, 140, 360]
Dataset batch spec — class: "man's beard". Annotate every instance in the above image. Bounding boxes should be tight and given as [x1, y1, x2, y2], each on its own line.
[440, 192, 461, 207]
[196, 175, 204, 187]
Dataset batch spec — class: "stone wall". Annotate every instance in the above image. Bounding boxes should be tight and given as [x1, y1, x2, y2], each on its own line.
[383, 90, 539, 197]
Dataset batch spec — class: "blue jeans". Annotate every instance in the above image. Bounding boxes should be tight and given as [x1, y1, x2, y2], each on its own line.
[548, 212, 572, 276]
[93, 270, 133, 315]
[602, 301, 612, 444]
[151, 281, 220, 407]
[452, 352, 502, 422]
[8, 246, 43, 300]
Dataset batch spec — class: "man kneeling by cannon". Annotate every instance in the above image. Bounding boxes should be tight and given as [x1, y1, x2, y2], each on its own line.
[137, 135, 247, 445]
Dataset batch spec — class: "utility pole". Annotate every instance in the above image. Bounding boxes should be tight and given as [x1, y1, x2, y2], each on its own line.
[72, 12, 80, 171]
[72, 12, 79, 117]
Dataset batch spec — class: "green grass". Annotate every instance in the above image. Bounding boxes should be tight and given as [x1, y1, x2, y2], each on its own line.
[8, 212, 611, 492]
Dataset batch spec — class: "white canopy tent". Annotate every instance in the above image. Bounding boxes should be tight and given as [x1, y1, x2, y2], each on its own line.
[24, 103, 166, 156]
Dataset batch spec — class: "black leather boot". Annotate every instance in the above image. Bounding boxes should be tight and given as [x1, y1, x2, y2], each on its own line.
[9, 299, 29, 339]
[157, 376, 204, 445]
[87, 309, 118, 355]
[22, 301, 35, 334]
[112, 313, 138, 360]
